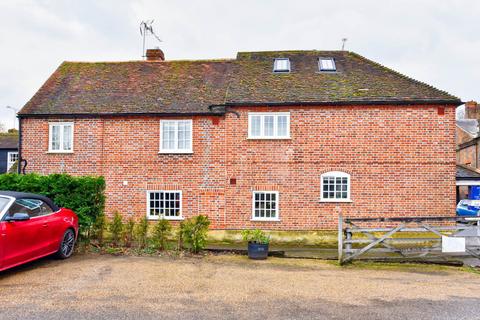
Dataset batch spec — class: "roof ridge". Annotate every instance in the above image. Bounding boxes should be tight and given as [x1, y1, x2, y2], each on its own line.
[61, 58, 235, 64]
[348, 52, 460, 101]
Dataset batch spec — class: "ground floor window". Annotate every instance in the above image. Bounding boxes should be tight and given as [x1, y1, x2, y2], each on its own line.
[147, 190, 182, 220]
[320, 171, 351, 202]
[252, 191, 279, 221]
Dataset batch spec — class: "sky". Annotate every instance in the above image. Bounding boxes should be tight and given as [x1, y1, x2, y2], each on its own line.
[0, 0, 479, 130]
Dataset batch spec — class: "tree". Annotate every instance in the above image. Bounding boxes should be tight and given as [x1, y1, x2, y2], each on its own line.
[0, 122, 5, 133]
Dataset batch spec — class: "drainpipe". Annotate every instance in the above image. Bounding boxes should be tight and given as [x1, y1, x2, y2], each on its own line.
[17, 117, 27, 174]
[17, 117, 22, 174]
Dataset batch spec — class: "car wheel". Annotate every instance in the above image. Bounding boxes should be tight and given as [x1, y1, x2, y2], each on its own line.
[57, 229, 76, 259]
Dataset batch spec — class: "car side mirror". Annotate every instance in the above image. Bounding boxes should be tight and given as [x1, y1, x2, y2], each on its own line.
[5, 213, 30, 222]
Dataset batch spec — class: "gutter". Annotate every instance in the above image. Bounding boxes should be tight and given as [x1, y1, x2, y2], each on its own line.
[221, 99, 463, 107]
[17, 99, 463, 119]
[17, 111, 226, 119]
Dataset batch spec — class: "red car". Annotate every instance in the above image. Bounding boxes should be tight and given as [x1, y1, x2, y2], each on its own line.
[0, 191, 78, 271]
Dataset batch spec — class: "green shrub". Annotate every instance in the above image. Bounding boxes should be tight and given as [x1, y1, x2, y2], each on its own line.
[242, 229, 270, 244]
[0, 173, 105, 233]
[180, 215, 210, 253]
[136, 216, 149, 248]
[109, 212, 124, 246]
[123, 218, 135, 248]
[152, 218, 172, 250]
[92, 213, 106, 245]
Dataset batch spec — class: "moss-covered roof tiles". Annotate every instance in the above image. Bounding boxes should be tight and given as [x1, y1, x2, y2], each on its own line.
[19, 50, 460, 116]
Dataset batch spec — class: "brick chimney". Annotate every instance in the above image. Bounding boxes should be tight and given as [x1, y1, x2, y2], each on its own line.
[146, 48, 165, 61]
[465, 101, 479, 119]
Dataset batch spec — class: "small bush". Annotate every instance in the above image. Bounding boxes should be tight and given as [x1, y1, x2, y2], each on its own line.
[152, 219, 172, 250]
[180, 215, 210, 253]
[136, 216, 149, 248]
[123, 218, 136, 248]
[92, 213, 106, 245]
[242, 229, 270, 244]
[109, 212, 124, 246]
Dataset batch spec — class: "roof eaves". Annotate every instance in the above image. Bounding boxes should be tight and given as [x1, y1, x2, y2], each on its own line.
[223, 99, 462, 107]
[17, 111, 226, 118]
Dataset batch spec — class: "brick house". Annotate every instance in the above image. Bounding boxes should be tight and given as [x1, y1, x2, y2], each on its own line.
[18, 49, 461, 230]
[457, 101, 479, 167]
[455, 101, 480, 201]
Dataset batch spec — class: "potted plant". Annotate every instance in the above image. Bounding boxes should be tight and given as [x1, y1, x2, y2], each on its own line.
[242, 229, 270, 260]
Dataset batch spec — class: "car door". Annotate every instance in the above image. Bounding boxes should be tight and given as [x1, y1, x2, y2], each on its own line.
[0, 196, 14, 270]
[1, 198, 53, 268]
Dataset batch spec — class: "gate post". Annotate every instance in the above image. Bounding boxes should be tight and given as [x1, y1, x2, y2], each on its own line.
[338, 212, 344, 264]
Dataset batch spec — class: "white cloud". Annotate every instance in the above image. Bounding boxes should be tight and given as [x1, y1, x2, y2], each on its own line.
[0, 0, 479, 129]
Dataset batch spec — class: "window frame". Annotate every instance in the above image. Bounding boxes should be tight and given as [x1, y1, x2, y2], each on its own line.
[159, 119, 193, 154]
[273, 58, 291, 73]
[146, 190, 184, 221]
[320, 171, 352, 202]
[6, 151, 18, 171]
[48, 122, 74, 153]
[251, 191, 280, 221]
[248, 112, 291, 139]
[318, 57, 337, 72]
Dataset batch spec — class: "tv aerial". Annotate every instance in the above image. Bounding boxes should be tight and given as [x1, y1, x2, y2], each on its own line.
[140, 20, 162, 58]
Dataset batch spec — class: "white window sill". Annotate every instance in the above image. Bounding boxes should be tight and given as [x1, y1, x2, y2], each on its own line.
[319, 199, 353, 203]
[46, 151, 74, 154]
[158, 151, 193, 154]
[147, 216, 184, 221]
[247, 137, 291, 140]
[250, 218, 281, 222]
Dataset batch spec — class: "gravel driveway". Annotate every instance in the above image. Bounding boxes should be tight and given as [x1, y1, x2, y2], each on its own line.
[0, 253, 479, 320]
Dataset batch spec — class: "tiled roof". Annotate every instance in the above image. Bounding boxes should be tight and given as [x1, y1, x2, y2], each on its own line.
[19, 50, 461, 116]
[0, 134, 18, 149]
[456, 164, 480, 180]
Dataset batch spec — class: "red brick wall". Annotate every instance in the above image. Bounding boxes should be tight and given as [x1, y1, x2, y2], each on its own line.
[20, 104, 456, 230]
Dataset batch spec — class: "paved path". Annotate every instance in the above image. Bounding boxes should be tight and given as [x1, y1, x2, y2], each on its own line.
[1, 254, 479, 319]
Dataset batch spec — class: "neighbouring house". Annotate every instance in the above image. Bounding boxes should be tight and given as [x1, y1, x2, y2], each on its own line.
[457, 101, 480, 167]
[0, 133, 18, 174]
[17, 49, 461, 230]
[455, 101, 480, 201]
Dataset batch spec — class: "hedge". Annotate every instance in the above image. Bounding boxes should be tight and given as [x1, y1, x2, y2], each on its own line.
[0, 173, 105, 231]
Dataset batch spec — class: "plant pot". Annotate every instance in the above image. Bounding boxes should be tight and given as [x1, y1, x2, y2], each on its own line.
[247, 242, 269, 260]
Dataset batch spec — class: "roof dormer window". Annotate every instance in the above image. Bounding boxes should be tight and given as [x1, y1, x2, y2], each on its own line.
[319, 58, 336, 72]
[273, 58, 290, 73]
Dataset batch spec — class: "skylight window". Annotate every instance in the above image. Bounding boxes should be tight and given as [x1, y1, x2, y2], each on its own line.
[273, 58, 290, 73]
[319, 58, 336, 72]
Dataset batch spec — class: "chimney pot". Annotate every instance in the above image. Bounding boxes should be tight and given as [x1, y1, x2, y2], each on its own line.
[146, 48, 165, 61]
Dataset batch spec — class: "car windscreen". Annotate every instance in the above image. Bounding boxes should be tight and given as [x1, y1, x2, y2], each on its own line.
[0, 196, 11, 213]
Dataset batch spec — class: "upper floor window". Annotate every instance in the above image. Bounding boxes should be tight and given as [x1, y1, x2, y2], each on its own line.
[320, 171, 351, 202]
[248, 112, 290, 139]
[273, 58, 290, 73]
[319, 58, 336, 72]
[7, 152, 18, 171]
[49, 122, 73, 153]
[160, 120, 192, 153]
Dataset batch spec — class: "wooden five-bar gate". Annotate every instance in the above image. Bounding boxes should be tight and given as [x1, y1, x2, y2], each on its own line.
[338, 214, 480, 265]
